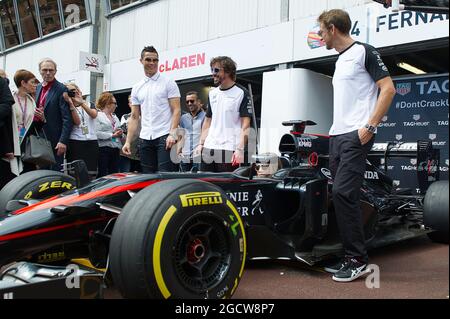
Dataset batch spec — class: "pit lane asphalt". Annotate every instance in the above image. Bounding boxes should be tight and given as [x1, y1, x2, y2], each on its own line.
[104, 235, 448, 299]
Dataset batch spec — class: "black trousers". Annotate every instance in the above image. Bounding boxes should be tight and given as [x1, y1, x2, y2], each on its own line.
[139, 135, 177, 174]
[0, 160, 14, 190]
[98, 147, 120, 177]
[329, 130, 375, 263]
[67, 139, 99, 176]
[200, 148, 250, 173]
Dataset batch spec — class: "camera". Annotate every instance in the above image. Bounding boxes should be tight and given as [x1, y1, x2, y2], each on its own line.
[120, 122, 128, 135]
[68, 90, 76, 98]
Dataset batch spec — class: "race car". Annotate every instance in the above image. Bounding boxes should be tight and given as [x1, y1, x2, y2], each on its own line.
[0, 120, 448, 299]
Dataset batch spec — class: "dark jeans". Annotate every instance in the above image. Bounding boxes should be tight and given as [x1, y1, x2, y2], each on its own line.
[329, 130, 375, 263]
[67, 139, 99, 176]
[0, 160, 14, 190]
[139, 135, 177, 174]
[200, 148, 247, 173]
[119, 156, 141, 173]
[98, 147, 120, 177]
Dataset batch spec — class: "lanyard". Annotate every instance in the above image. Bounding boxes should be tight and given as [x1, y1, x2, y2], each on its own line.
[15, 93, 28, 126]
[75, 107, 86, 126]
[107, 113, 116, 129]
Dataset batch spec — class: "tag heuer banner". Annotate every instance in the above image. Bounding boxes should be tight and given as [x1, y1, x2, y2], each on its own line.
[375, 74, 449, 193]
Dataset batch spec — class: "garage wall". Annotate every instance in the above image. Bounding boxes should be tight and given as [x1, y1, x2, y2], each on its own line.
[259, 69, 334, 154]
[108, 0, 284, 64]
[289, 0, 372, 19]
[2, 27, 93, 95]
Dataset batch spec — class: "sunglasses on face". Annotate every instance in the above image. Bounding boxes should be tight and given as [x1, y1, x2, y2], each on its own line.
[318, 25, 333, 37]
[186, 100, 196, 105]
[211, 67, 222, 74]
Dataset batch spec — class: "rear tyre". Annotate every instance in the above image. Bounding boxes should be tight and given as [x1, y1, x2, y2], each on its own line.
[0, 170, 76, 213]
[109, 179, 246, 299]
[424, 181, 449, 244]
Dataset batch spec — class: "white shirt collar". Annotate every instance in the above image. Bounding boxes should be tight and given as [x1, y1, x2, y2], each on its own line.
[144, 73, 160, 82]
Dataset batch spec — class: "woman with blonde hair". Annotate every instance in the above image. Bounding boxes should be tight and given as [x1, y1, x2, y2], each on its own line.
[65, 82, 99, 177]
[95, 92, 123, 177]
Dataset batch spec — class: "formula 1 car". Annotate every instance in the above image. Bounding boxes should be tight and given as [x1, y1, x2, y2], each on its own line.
[0, 120, 448, 299]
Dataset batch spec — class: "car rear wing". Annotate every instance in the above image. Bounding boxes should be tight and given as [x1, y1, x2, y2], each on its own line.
[372, 0, 449, 14]
[368, 140, 440, 192]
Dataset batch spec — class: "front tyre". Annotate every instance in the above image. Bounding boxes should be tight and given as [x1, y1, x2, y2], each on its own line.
[109, 179, 246, 299]
[0, 170, 76, 213]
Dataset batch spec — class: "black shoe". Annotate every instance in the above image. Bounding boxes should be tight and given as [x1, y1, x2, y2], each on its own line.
[332, 258, 370, 282]
[323, 258, 346, 274]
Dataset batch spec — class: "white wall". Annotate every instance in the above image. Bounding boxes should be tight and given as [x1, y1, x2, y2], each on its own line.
[105, 1, 448, 92]
[259, 69, 333, 154]
[289, 0, 372, 20]
[108, 0, 284, 64]
[3, 27, 93, 95]
[104, 21, 294, 91]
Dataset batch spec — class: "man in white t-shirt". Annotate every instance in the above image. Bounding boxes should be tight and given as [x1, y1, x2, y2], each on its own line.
[122, 46, 181, 173]
[196, 56, 253, 172]
[317, 9, 396, 282]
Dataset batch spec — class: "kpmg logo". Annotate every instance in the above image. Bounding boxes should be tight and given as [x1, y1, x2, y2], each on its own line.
[396, 83, 411, 96]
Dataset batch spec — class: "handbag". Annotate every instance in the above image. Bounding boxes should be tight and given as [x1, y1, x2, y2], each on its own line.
[22, 128, 56, 167]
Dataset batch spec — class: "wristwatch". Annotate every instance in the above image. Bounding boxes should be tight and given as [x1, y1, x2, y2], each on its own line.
[364, 124, 377, 134]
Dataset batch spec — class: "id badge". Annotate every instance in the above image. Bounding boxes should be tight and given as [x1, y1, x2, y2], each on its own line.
[81, 125, 89, 135]
[19, 126, 26, 138]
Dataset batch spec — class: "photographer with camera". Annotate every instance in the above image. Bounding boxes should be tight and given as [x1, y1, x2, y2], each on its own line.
[65, 82, 99, 178]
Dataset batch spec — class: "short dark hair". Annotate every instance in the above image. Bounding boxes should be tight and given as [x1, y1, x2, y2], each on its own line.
[14, 69, 36, 88]
[186, 91, 199, 99]
[317, 9, 352, 35]
[141, 46, 159, 59]
[210, 56, 237, 81]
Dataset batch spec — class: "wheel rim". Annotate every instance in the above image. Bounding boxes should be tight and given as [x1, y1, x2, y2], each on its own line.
[173, 212, 231, 293]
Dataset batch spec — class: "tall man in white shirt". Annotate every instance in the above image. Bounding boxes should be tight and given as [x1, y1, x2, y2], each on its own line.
[317, 9, 396, 282]
[122, 46, 181, 173]
[196, 56, 253, 172]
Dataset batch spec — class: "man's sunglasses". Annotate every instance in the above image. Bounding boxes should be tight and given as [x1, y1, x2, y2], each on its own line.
[186, 100, 196, 105]
[211, 67, 222, 74]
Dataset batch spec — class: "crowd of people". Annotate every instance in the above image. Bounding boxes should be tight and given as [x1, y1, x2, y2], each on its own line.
[0, 49, 256, 190]
[0, 8, 396, 284]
